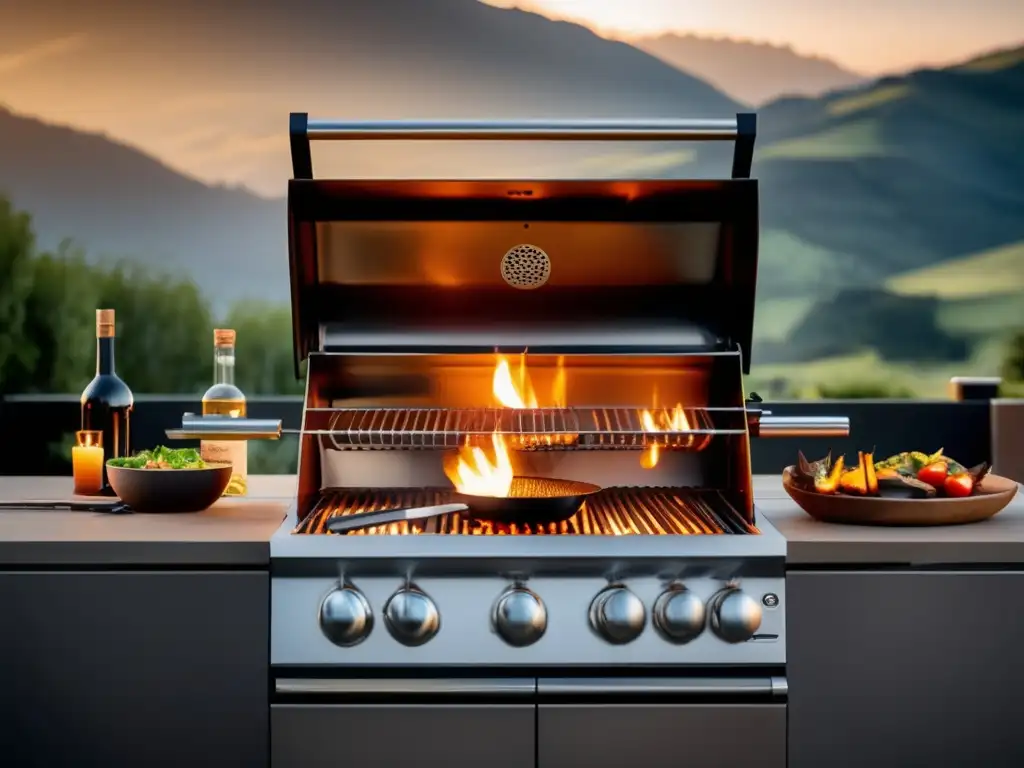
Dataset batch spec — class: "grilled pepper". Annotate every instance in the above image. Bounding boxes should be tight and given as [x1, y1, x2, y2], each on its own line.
[839, 451, 879, 496]
[814, 455, 845, 494]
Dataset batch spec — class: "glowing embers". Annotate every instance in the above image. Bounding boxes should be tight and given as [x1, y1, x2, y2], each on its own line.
[296, 487, 758, 537]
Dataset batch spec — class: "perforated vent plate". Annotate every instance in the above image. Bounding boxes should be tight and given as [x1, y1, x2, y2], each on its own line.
[501, 244, 551, 290]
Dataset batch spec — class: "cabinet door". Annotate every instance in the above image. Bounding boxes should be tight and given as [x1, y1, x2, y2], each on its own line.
[789, 571, 1024, 768]
[0, 571, 268, 768]
[538, 703, 786, 768]
[272, 704, 535, 768]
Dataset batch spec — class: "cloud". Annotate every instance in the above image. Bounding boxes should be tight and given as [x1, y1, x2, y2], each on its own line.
[0, 33, 90, 75]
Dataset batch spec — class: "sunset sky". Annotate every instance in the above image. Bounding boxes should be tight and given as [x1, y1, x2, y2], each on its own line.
[484, 0, 1024, 74]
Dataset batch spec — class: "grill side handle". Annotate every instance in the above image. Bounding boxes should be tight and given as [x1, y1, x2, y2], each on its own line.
[746, 394, 850, 438]
[289, 112, 757, 179]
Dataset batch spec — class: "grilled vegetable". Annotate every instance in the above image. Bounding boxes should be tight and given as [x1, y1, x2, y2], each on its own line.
[878, 475, 937, 498]
[917, 461, 949, 490]
[968, 462, 992, 485]
[840, 451, 879, 496]
[814, 455, 845, 494]
[792, 450, 833, 491]
[875, 451, 933, 476]
[943, 473, 974, 498]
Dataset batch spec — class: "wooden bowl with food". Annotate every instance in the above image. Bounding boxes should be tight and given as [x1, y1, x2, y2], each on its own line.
[782, 448, 1019, 526]
[106, 447, 232, 513]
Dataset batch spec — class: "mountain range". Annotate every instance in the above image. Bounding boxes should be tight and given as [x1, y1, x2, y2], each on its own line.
[1, 0, 1022, 362]
[1, 0, 739, 196]
[633, 33, 866, 105]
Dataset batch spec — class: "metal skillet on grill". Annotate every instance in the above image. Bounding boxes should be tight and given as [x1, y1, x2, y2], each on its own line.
[326, 476, 600, 534]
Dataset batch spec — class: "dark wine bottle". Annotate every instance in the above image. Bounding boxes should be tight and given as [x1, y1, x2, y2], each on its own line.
[81, 309, 134, 494]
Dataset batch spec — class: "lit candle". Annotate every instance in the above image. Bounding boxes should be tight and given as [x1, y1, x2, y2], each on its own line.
[73, 430, 104, 496]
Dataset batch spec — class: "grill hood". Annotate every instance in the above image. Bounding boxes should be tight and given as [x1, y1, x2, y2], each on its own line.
[286, 114, 760, 373]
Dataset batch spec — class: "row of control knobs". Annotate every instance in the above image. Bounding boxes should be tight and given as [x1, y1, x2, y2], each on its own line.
[319, 583, 764, 649]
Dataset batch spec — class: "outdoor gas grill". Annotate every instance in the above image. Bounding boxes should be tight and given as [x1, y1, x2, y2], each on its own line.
[261, 113, 849, 768]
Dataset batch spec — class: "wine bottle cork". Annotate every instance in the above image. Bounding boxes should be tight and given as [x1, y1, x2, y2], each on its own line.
[96, 309, 115, 338]
[214, 329, 236, 347]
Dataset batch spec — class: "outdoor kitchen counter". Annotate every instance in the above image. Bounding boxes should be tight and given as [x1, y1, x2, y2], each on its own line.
[2, 475, 1024, 566]
[754, 474, 1024, 564]
[0, 475, 289, 566]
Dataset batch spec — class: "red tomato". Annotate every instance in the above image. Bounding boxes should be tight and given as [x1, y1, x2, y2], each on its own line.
[944, 473, 974, 498]
[917, 462, 949, 489]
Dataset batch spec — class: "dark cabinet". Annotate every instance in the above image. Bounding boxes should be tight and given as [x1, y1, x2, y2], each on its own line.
[272, 704, 535, 768]
[0, 571, 268, 768]
[789, 571, 1024, 768]
[538, 703, 786, 768]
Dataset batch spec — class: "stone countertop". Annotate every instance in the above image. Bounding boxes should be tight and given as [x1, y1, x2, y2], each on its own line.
[0, 476, 290, 567]
[1, 475, 1022, 568]
[754, 475, 1024, 565]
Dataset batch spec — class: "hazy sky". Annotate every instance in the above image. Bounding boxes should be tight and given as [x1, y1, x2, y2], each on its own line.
[484, 0, 1024, 74]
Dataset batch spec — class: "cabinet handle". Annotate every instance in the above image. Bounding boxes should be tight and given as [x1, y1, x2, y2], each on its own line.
[537, 676, 787, 699]
[275, 678, 535, 697]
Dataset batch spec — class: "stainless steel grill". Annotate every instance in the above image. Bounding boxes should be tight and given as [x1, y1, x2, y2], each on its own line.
[312, 406, 744, 449]
[296, 486, 758, 536]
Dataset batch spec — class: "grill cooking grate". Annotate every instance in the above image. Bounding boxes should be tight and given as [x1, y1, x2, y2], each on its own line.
[308, 406, 747, 450]
[296, 487, 757, 536]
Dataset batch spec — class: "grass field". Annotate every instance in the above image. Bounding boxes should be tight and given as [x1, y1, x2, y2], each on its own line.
[747, 338, 1009, 399]
[752, 297, 815, 342]
[887, 241, 1024, 298]
[759, 119, 891, 160]
[826, 84, 911, 117]
[958, 46, 1024, 73]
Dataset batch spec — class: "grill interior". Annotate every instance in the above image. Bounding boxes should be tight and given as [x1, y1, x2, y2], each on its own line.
[296, 487, 758, 536]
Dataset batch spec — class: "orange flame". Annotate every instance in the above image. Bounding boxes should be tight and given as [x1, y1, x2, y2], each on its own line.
[493, 354, 538, 408]
[448, 354, 572, 492]
[639, 403, 692, 469]
[445, 433, 515, 497]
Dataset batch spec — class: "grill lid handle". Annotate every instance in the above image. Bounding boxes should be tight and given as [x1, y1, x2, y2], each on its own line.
[290, 113, 757, 179]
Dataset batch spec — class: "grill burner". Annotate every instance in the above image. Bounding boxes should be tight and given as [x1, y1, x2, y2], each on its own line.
[297, 487, 758, 536]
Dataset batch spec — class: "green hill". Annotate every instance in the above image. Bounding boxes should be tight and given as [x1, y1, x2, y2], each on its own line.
[749, 45, 1024, 300]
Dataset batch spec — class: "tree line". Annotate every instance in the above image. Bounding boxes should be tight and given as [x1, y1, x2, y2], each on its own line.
[0, 197, 301, 397]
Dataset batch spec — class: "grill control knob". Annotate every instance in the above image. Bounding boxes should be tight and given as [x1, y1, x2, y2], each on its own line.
[492, 586, 547, 647]
[384, 585, 440, 647]
[318, 584, 374, 647]
[589, 585, 646, 645]
[709, 587, 762, 644]
[653, 585, 706, 644]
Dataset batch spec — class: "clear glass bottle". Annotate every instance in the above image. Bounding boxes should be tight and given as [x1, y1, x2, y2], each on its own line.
[201, 329, 248, 496]
[80, 309, 134, 495]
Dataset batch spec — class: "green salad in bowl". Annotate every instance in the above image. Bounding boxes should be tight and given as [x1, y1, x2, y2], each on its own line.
[107, 446, 209, 470]
[105, 447, 232, 513]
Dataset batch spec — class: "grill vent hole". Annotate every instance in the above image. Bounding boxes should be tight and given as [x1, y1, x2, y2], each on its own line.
[501, 244, 550, 290]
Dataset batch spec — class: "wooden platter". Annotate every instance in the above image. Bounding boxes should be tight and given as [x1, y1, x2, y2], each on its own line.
[782, 467, 1019, 527]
